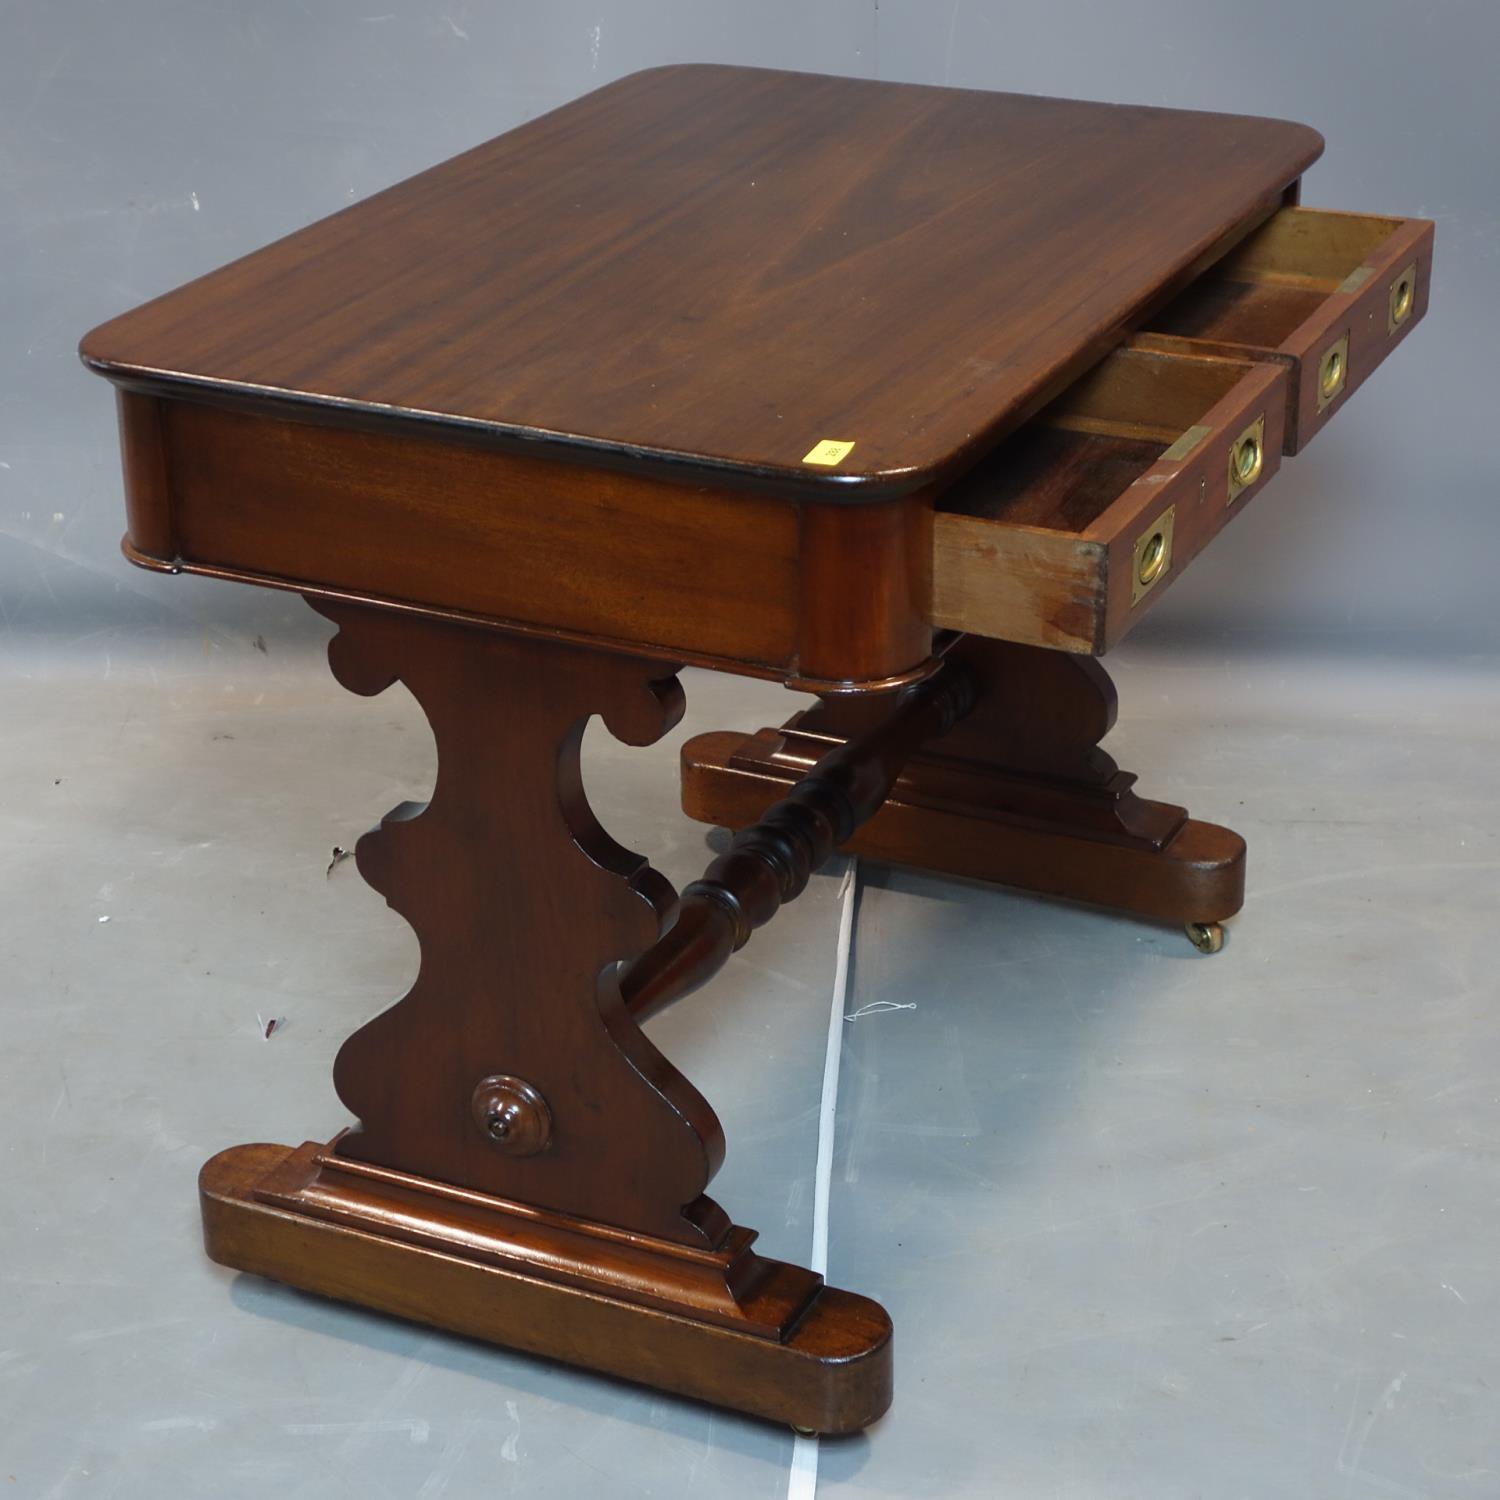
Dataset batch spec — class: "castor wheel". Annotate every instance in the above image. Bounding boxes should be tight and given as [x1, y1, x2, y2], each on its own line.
[1185, 921, 1225, 954]
[792, 1424, 820, 1437]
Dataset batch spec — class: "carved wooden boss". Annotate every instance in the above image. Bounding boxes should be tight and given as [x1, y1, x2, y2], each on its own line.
[82, 67, 1430, 1432]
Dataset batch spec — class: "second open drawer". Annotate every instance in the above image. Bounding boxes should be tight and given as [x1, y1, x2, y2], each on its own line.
[929, 346, 1288, 654]
[1137, 204, 1433, 453]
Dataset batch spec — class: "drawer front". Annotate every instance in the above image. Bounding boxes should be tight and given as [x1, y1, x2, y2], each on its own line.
[1139, 205, 1433, 452]
[930, 348, 1288, 654]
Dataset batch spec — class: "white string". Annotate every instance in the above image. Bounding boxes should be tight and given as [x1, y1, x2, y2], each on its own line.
[787, 856, 860, 1500]
[844, 1000, 915, 1021]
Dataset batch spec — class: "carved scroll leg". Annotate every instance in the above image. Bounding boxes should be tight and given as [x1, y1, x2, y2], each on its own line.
[681, 637, 1246, 933]
[198, 600, 891, 1433]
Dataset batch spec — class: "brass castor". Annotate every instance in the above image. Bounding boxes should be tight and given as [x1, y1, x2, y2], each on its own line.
[1185, 921, 1225, 954]
[792, 1424, 820, 1437]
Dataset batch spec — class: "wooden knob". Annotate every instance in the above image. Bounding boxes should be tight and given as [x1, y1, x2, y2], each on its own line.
[471, 1074, 552, 1155]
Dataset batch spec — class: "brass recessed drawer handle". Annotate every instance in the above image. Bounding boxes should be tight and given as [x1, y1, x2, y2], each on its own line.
[1389, 262, 1417, 331]
[1227, 416, 1266, 501]
[1317, 334, 1349, 412]
[1131, 508, 1175, 604]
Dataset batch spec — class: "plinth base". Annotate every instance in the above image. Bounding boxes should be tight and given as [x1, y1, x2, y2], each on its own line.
[200, 1142, 893, 1433]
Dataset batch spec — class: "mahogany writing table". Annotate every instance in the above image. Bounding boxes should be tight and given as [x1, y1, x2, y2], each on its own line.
[81, 65, 1431, 1432]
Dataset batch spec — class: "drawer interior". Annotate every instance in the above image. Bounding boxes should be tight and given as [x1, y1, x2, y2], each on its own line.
[1148, 208, 1404, 342]
[931, 346, 1286, 654]
[1138, 205, 1433, 451]
[940, 346, 1270, 533]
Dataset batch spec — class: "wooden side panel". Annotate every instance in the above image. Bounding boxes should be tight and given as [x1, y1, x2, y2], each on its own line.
[796, 499, 932, 687]
[1214, 206, 1403, 283]
[117, 389, 176, 564]
[928, 518, 1105, 653]
[160, 401, 801, 670]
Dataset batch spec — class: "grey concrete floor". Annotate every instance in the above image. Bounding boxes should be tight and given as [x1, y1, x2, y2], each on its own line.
[2, 632, 1497, 1498]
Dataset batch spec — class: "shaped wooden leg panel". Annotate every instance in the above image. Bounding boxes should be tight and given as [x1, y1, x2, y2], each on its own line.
[199, 600, 891, 1433]
[682, 638, 1245, 927]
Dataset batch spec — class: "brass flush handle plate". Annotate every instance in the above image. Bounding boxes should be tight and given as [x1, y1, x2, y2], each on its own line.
[1316, 333, 1349, 412]
[1227, 415, 1266, 503]
[1389, 262, 1417, 332]
[1131, 505, 1175, 605]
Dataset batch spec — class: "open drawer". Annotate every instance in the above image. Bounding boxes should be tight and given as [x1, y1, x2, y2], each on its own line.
[1136, 205, 1433, 453]
[929, 345, 1288, 654]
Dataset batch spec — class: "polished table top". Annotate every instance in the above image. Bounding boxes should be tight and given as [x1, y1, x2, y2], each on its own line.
[79, 64, 1321, 502]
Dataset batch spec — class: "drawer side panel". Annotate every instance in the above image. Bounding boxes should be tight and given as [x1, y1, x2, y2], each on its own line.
[928, 518, 1105, 654]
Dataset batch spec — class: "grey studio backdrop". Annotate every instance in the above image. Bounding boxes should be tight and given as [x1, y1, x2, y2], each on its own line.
[4, 4, 1499, 1500]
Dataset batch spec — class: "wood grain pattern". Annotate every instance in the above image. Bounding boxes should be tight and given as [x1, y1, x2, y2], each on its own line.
[80, 65, 1321, 500]
[795, 498, 932, 685]
[929, 521, 1104, 654]
[148, 395, 802, 672]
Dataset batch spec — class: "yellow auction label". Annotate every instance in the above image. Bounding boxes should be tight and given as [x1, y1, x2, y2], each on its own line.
[801, 439, 856, 467]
